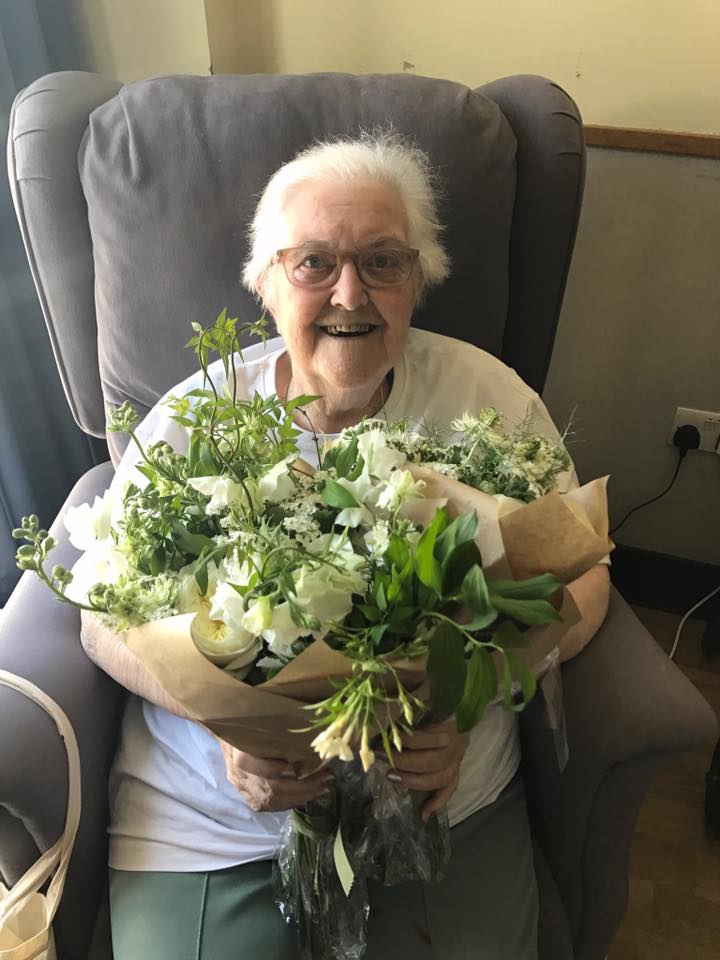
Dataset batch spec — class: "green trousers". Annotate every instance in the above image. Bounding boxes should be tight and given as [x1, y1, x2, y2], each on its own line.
[109, 773, 538, 960]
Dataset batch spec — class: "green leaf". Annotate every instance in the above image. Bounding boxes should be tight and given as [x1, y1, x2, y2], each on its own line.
[375, 580, 387, 612]
[370, 623, 390, 646]
[150, 546, 166, 576]
[435, 510, 479, 565]
[171, 521, 214, 558]
[386, 535, 410, 571]
[486, 573, 562, 601]
[460, 565, 491, 615]
[443, 539, 483, 594]
[462, 609, 498, 631]
[284, 393, 321, 414]
[135, 463, 157, 484]
[427, 621, 467, 719]
[414, 507, 448, 593]
[456, 648, 498, 732]
[321, 478, 360, 509]
[359, 603, 381, 623]
[506, 650, 537, 712]
[490, 596, 562, 626]
[335, 437, 359, 479]
[346, 454, 365, 482]
[492, 620, 532, 649]
[194, 563, 209, 595]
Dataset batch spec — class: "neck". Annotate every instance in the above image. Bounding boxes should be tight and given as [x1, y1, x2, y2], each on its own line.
[278, 354, 390, 434]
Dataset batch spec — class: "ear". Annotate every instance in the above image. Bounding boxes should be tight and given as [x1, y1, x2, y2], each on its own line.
[255, 269, 275, 316]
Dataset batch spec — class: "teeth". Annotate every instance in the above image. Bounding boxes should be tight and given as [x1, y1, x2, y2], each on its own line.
[325, 324, 372, 335]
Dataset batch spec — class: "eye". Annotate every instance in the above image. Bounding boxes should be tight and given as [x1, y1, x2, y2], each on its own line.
[289, 249, 337, 283]
[360, 249, 409, 283]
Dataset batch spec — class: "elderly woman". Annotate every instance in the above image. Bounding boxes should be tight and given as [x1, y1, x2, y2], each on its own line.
[88, 134, 610, 960]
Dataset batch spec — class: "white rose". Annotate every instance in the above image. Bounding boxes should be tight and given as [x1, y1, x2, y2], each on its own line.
[177, 560, 222, 613]
[190, 606, 261, 671]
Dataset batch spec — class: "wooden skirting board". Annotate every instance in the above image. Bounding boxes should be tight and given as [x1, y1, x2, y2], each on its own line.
[584, 124, 720, 159]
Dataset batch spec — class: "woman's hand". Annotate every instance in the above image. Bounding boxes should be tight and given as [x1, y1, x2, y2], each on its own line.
[389, 718, 470, 822]
[216, 739, 333, 812]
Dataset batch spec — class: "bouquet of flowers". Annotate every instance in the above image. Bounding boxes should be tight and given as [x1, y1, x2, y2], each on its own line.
[14, 311, 612, 959]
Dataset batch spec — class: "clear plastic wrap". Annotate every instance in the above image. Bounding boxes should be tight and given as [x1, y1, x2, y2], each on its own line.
[273, 758, 450, 959]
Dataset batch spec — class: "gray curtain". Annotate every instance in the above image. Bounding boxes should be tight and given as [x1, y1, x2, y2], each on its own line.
[0, 1, 107, 604]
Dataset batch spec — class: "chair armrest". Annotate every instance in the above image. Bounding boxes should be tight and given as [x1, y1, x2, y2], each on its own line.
[521, 587, 717, 957]
[0, 460, 125, 959]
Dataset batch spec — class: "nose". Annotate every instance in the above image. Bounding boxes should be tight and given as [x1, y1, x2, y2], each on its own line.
[329, 259, 369, 311]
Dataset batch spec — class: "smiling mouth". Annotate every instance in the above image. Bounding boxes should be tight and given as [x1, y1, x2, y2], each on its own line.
[320, 324, 377, 338]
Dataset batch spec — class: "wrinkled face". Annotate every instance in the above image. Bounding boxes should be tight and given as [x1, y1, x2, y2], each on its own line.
[259, 179, 416, 397]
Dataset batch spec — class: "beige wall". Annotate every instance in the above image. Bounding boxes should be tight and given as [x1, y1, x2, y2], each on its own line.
[208, 0, 720, 134]
[69, 0, 210, 82]
[543, 147, 720, 564]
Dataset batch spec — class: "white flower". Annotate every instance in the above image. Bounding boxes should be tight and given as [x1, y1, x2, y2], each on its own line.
[357, 429, 406, 480]
[311, 716, 355, 762]
[64, 489, 120, 551]
[262, 539, 367, 656]
[241, 595, 273, 634]
[177, 560, 222, 613]
[187, 475, 248, 515]
[262, 601, 299, 657]
[190, 606, 261, 670]
[359, 725, 375, 772]
[65, 540, 128, 603]
[209, 580, 250, 632]
[282, 513, 322, 545]
[376, 469, 426, 512]
[334, 468, 378, 527]
[364, 520, 391, 558]
[257, 457, 296, 503]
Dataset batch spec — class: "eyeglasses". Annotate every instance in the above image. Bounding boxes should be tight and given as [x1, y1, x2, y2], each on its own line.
[274, 244, 420, 289]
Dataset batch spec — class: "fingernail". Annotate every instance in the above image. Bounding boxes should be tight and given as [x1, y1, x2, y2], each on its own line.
[279, 770, 297, 779]
[386, 772, 403, 783]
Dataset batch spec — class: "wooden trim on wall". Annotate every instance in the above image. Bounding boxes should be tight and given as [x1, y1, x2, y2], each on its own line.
[584, 124, 720, 160]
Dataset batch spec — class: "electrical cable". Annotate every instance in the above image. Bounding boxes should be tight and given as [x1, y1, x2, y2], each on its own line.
[669, 583, 720, 661]
[609, 449, 687, 536]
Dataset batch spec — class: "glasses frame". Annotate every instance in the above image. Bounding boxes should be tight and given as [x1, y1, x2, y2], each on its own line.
[273, 244, 420, 289]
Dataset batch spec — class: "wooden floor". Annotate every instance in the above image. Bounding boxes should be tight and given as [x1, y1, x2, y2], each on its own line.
[608, 607, 720, 960]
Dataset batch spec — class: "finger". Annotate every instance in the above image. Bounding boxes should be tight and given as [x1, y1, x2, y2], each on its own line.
[400, 728, 452, 750]
[421, 774, 459, 823]
[390, 766, 456, 793]
[391, 746, 453, 774]
[267, 773, 335, 809]
[231, 752, 298, 780]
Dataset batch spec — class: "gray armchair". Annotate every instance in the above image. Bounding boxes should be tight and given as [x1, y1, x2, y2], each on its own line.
[2, 71, 715, 960]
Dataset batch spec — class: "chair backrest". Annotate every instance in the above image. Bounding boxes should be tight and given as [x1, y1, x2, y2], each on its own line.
[9, 71, 585, 465]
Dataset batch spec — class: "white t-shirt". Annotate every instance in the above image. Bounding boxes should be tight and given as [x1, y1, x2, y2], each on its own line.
[107, 328, 577, 871]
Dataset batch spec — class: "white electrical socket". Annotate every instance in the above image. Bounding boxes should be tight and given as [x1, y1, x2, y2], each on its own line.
[669, 406, 720, 453]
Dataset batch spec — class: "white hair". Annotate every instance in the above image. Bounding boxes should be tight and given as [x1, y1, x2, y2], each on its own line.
[241, 133, 451, 303]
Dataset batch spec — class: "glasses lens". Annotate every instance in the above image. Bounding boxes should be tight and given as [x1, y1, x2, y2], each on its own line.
[285, 249, 338, 286]
[359, 249, 414, 286]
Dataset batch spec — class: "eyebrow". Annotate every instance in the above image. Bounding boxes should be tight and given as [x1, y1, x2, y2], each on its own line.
[292, 237, 406, 250]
